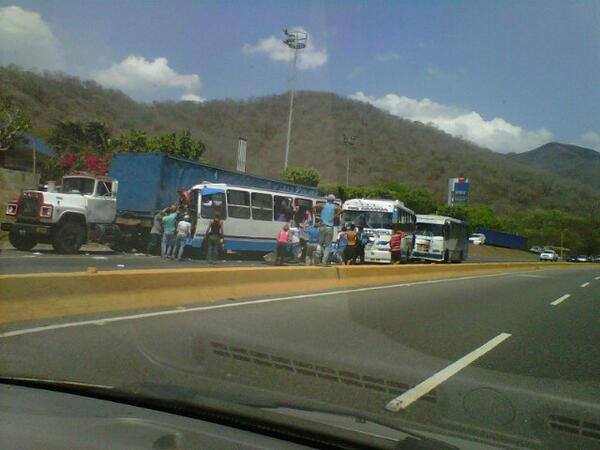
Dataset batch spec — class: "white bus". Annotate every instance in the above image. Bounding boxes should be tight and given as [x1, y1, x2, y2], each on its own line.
[341, 198, 416, 263]
[412, 214, 470, 263]
[187, 183, 321, 254]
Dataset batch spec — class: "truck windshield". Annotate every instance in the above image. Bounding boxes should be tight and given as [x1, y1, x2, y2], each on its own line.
[416, 223, 445, 237]
[343, 211, 393, 229]
[62, 178, 95, 195]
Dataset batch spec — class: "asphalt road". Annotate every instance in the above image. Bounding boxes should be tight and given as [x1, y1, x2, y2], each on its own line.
[1, 266, 599, 448]
[0, 247, 542, 274]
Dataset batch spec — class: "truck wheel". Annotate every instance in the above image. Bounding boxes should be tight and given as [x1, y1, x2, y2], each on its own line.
[53, 222, 85, 254]
[8, 231, 37, 251]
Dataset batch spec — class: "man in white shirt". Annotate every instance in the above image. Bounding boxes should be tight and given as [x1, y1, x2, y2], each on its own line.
[174, 214, 192, 261]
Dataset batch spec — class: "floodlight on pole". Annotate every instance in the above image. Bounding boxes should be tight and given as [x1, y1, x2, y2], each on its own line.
[283, 29, 307, 170]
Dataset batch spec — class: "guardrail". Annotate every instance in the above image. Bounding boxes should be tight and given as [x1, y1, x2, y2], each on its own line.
[0, 262, 578, 326]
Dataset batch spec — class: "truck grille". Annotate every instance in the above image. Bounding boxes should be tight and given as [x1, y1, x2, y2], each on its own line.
[17, 195, 40, 221]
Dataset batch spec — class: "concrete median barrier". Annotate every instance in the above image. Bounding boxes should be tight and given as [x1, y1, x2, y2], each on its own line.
[0, 262, 577, 326]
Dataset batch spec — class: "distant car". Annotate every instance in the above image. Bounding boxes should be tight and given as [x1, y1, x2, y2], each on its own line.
[539, 250, 558, 262]
[576, 254, 589, 263]
[468, 233, 486, 245]
[566, 255, 577, 262]
[529, 246, 542, 254]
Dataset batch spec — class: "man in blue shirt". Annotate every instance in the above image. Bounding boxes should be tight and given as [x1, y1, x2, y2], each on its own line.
[312, 195, 343, 265]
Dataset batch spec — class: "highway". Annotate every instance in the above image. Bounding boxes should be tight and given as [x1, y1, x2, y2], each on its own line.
[0, 246, 540, 274]
[1, 266, 598, 448]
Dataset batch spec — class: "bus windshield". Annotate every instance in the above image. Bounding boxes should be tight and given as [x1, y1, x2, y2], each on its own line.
[416, 223, 445, 237]
[343, 211, 393, 229]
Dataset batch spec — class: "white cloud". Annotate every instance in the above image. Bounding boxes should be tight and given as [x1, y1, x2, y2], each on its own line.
[93, 55, 203, 101]
[0, 5, 63, 69]
[242, 27, 327, 70]
[350, 91, 553, 153]
[180, 93, 205, 103]
[576, 131, 600, 150]
[375, 52, 401, 62]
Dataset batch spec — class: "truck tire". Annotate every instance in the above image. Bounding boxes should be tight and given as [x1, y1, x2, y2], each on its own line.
[52, 222, 85, 254]
[8, 231, 37, 251]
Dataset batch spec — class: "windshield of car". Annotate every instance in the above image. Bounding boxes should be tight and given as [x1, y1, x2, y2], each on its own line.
[1, 2, 599, 448]
[61, 178, 95, 195]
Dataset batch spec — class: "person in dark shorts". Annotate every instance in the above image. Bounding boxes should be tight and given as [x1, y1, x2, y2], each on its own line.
[344, 223, 358, 265]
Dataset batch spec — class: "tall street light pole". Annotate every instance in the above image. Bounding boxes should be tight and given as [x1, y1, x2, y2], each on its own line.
[283, 29, 307, 170]
[343, 134, 356, 187]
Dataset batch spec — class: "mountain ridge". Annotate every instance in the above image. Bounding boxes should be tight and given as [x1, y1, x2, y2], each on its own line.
[1, 65, 598, 216]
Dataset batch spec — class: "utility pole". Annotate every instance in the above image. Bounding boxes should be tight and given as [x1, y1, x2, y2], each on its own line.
[560, 229, 565, 260]
[282, 29, 307, 170]
[343, 134, 356, 187]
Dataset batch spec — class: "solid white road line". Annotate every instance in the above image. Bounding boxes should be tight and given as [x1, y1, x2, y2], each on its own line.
[581, 282, 590, 288]
[0, 272, 518, 339]
[550, 294, 571, 306]
[385, 332, 512, 411]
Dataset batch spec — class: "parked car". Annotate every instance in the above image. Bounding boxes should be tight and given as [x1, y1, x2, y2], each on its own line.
[529, 246, 542, 254]
[576, 255, 590, 263]
[468, 233, 486, 245]
[594, 255, 600, 263]
[540, 250, 559, 262]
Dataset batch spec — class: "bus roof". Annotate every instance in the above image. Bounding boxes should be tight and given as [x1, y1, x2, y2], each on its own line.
[416, 214, 467, 225]
[342, 198, 412, 214]
[189, 182, 323, 199]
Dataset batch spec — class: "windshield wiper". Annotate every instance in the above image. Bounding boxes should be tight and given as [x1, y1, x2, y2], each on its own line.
[0, 376, 457, 450]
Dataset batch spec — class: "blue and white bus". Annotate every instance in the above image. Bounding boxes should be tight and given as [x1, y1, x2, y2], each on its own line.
[187, 183, 322, 253]
[411, 215, 470, 263]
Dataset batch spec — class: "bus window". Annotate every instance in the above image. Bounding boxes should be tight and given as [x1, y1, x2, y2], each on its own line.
[293, 198, 313, 223]
[201, 191, 227, 219]
[227, 189, 250, 219]
[251, 192, 273, 221]
[274, 196, 293, 221]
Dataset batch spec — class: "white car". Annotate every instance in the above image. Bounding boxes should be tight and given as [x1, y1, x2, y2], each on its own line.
[468, 233, 486, 245]
[540, 250, 558, 262]
[364, 235, 391, 264]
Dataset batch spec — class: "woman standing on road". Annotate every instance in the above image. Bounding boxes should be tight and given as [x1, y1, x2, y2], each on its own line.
[205, 213, 224, 263]
[276, 224, 291, 265]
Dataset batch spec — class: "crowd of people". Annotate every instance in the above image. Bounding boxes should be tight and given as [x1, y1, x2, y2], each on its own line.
[147, 190, 401, 266]
[274, 194, 370, 266]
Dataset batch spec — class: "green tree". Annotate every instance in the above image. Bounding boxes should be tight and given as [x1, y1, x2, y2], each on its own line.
[0, 97, 31, 153]
[281, 167, 321, 187]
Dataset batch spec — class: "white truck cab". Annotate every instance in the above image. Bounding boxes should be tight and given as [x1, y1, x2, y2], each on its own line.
[3, 174, 119, 253]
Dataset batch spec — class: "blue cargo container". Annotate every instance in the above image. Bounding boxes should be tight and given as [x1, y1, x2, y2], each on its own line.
[109, 152, 320, 217]
[476, 227, 528, 250]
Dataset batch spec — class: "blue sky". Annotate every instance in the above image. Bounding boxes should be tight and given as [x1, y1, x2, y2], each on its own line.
[0, 0, 598, 152]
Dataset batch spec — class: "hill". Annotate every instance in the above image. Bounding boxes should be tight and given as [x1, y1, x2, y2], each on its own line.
[507, 142, 600, 190]
[1, 65, 599, 217]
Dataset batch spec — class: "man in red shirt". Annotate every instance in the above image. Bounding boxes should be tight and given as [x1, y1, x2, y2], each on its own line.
[389, 227, 405, 264]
